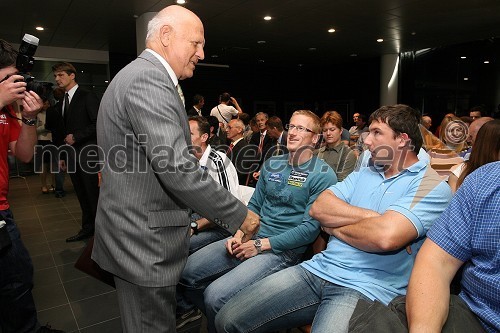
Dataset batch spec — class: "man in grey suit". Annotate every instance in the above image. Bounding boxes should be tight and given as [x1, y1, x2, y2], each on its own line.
[92, 5, 259, 333]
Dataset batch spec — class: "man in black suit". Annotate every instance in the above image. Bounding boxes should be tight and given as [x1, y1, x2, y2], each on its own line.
[266, 116, 288, 157]
[52, 62, 100, 242]
[225, 119, 258, 185]
[248, 112, 275, 186]
[186, 94, 204, 117]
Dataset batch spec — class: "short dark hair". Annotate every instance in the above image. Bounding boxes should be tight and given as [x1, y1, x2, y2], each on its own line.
[52, 62, 77, 75]
[193, 94, 204, 105]
[0, 39, 17, 70]
[188, 116, 210, 136]
[220, 92, 231, 103]
[369, 104, 423, 152]
[266, 116, 283, 131]
[207, 116, 220, 133]
[239, 113, 251, 125]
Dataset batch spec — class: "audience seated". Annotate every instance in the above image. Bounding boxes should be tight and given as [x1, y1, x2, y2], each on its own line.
[178, 110, 337, 332]
[438, 114, 468, 153]
[206, 115, 225, 150]
[348, 162, 499, 332]
[186, 116, 241, 253]
[225, 118, 259, 185]
[462, 116, 494, 159]
[215, 104, 451, 333]
[265, 116, 288, 157]
[315, 111, 356, 181]
[448, 119, 499, 192]
[248, 112, 275, 186]
[419, 123, 446, 151]
[348, 113, 369, 147]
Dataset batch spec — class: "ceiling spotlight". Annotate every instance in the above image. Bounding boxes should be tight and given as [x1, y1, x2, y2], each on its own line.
[484, 60, 490, 64]
[257, 40, 266, 44]
[411, 32, 416, 36]
[176, 0, 186, 4]
[211, 54, 219, 58]
[460, 56, 466, 59]
[104, 80, 109, 83]
[133, 14, 139, 19]
[350, 53, 358, 57]
[308, 47, 317, 51]
[258, 59, 265, 63]
[35, 27, 44, 31]
[463, 77, 469, 81]
[264, 16, 272, 21]
[377, 38, 384, 43]
[328, 28, 336, 33]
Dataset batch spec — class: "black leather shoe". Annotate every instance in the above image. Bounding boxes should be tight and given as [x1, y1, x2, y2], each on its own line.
[66, 230, 94, 242]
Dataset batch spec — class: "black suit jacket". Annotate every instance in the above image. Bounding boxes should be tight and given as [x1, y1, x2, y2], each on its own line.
[227, 138, 259, 185]
[265, 131, 288, 158]
[186, 106, 201, 117]
[249, 131, 276, 165]
[52, 87, 100, 167]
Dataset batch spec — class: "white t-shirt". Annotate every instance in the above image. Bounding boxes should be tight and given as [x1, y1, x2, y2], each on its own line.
[210, 104, 238, 126]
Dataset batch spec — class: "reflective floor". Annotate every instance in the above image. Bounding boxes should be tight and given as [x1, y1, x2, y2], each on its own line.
[9, 174, 203, 333]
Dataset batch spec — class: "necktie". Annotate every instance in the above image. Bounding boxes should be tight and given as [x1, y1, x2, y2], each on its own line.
[176, 84, 185, 106]
[275, 141, 281, 156]
[227, 143, 234, 154]
[258, 133, 264, 153]
[63, 93, 70, 118]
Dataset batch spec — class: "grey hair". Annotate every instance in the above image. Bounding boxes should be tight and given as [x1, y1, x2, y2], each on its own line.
[146, 11, 176, 43]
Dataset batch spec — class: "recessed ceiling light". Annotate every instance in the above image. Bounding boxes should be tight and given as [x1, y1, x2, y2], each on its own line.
[308, 47, 317, 51]
[104, 80, 109, 83]
[35, 27, 44, 31]
[133, 14, 139, 19]
[258, 59, 265, 63]
[484, 60, 490, 64]
[211, 54, 218, 58]
[377, 38, 384, 43]
[176, 0, 186, 4]
[350, 53, 358, 57]
[81, 70, 84, 73]
[328, 28, 336, 33]
[257, 40, 266, 44]
[411, 32, 416, 36]
[298, 64, 303, 67]
[264, 16, 272, 21]
[461, 56, 466, 59]
[463, 77, 469, 81]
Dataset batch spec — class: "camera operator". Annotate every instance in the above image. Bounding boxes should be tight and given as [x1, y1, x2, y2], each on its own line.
[0, 39, 64, 333]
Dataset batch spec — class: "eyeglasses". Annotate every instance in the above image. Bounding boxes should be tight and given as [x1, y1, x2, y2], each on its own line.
[285, 124, 315, 133]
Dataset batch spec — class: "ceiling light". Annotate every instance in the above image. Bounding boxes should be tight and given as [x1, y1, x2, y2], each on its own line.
[463, 77, 469, 81]
[308, 47, 317, 51]
[377, 38, 384, 43]
[460, 56, 466, 59]
[258, 59, 265, 63]
[176, 0, 186, 4]
[484, 60, 490, 64]
[211, 54, 218, 58]
[35, 27, 44, 31]
[411, 32, 416, 36]
[257, 40, 266, 44]
[104, 80, 109, 83]
[350, 53, 358, 57]
[328, 28, 336, 33]
[264, 16, 272, 21]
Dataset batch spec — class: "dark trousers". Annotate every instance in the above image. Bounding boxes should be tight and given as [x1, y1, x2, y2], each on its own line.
[69, 164, 99, 232]
[349, 295, 485, 333]
[0, 209, 40, 333]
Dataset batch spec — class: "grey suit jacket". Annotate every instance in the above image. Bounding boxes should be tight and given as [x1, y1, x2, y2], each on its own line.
[92, 50, 248, 287]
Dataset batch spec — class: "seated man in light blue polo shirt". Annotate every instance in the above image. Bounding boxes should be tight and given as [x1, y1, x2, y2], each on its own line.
[215, 104, 452, 333]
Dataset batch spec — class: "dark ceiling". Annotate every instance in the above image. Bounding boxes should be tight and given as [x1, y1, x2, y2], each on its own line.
[2, 0, 500, 68]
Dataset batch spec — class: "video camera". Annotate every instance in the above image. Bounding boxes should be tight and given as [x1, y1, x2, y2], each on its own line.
[16, 34, 52, 100]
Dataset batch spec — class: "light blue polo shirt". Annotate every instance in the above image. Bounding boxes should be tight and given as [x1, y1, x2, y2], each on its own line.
[301, 160, 452, 305]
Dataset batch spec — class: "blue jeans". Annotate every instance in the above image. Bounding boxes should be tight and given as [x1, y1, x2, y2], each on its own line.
[0, 209, 40, 333]
[179, 237, 302, 333]
[215, 265, 371, 333]
[189, 227, 231, 255]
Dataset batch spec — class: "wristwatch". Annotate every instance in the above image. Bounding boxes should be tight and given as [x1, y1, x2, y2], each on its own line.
[254, 239, 262, 254]
[190, 221, 199, 235]
[21, 117, 37, 126]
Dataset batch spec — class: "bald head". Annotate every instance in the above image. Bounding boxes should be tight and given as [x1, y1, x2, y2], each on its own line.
[469, 117, 494, 145]
[421, 116, 432, 129]
[145, 5, 205, 80]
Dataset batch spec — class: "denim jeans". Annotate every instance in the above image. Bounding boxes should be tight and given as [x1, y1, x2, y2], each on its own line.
[215, 265, 371, 333]
[0, 209, 40, 333]
[189, 225, 231, 255]
[179, 237, 303, 333]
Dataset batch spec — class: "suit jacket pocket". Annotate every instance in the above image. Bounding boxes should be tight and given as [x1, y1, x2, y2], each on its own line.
[147, 209, 190, 228]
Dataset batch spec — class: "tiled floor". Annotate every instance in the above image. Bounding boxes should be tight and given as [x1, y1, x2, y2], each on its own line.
[9, 174, 204, 333]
